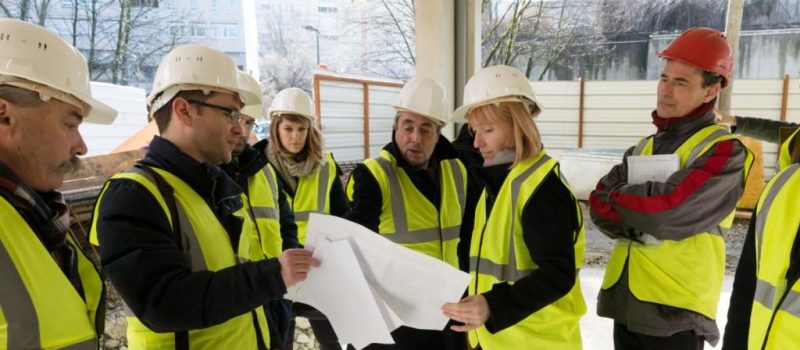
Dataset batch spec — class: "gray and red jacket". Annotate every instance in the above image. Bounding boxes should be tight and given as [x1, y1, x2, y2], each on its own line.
[589, 113, 748, 242]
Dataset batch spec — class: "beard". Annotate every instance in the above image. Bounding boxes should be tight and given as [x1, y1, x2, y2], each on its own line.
[60, 156, 82, 174]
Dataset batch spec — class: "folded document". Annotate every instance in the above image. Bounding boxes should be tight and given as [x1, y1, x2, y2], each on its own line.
[286, 214, 471, 349]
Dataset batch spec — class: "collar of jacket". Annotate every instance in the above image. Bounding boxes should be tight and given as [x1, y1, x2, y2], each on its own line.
[384, 131, 460, 173]
[476, 161, 512, 196]
[140, 136, 243, 211]
[650, 99, 716, 133]
[222, 144, 269, 184]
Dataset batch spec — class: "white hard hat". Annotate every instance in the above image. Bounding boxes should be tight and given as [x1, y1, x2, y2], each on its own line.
[0, 19, 117, 124]
[393, 77, 449, 125]
[452, 65, 541, 123]
[268, 88, 315, 121]
[238, 71, 264, 121]
[147, 45, 259, 115]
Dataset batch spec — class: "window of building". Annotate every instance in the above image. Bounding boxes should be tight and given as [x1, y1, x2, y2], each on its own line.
[209, 0, 219, 10]
[189, 0, 198, 10]
[190, 23, 206, 38]
[132, 0, 158, 7]
[318, 6, 337, 13]
[224, 24, 239, 38]
[227, 0, 236, 11]
[169, 23, 186, 36]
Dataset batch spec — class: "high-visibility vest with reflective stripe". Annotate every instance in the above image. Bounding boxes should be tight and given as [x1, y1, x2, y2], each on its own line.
[347, 150, 467, 268]
[90, 167, 270, 349]
[468, 151, 586, 349]
[602, 125, 754, 319]
[779, 128, 799, 172]
[246, 164, 282, 258]
[0, 197, 104, 350]
[287, 152, 338, 245]
[747, 163, 800, 349]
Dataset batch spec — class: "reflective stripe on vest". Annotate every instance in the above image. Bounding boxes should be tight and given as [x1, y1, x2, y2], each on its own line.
[92, 166, 270, 349]
[288, 152, 337, 245]
[467, 151, 585, 349]
[247, 164, 282, 258]
[0, 197, 102, 349]
[602, 124, 754, 319]
[748, 163, 800, 349]
[355, 150, 466, 267]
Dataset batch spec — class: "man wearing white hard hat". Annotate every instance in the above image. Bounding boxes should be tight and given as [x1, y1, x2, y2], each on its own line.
[345, 77, 468, 349]
[90, 45, 318, 349]
[0, 19, 116, 349]
[221, 71, 299, 348]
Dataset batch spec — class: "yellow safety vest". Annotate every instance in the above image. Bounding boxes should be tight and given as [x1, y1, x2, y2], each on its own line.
[287, 152, 338, 245]
[347, 150, 467, 268]
[91, 166, 270, 349]
[245, 164, 283, 258]
[0, 197, 104, 350]
[602, 125, 754, 319]
[778, 128, 799, 172]
[468, 151, 586, 350]
[747, 163, 800, 349]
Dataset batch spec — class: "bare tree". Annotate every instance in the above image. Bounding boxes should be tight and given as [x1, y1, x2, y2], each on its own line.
[342, 0, 415, 79]
[257, 4, 314, 95]
[482, 0, 607, 80]
[1, 0, 52, 23]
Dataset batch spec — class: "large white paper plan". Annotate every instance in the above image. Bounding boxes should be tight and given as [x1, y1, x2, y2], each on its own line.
[286, 240, 394, 349]
[626, 154, 680, 185]
[287, 213, 472, 348]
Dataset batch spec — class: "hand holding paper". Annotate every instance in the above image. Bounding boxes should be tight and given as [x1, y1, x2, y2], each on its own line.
[286, 214, 471, 349]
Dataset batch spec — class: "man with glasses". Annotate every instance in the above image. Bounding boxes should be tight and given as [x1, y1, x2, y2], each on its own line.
[90, 45, 318, 349]
[221, 71, 299, 348]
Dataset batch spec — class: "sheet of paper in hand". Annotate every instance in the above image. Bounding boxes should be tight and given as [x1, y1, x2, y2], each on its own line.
[626, 154, 680, 185]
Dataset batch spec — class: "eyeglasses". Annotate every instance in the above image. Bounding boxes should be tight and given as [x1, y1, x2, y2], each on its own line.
[187, 100, 242, 124]
[241, 118, 257, 131]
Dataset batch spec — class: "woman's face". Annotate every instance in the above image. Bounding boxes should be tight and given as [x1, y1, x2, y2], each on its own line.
[278, 117, 309, 155]
[469, 106, 515, 165]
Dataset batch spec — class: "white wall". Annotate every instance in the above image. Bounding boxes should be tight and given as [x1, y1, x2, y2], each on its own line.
[532, 78, 800, 180]
[80, 82, 148, 156]
[317, 73, 403, 162]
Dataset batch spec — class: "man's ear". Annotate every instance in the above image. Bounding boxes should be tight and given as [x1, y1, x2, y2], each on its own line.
[703, 83, 722, 103]
[171, 97, 194, 127]
[0, 98, 14, 138]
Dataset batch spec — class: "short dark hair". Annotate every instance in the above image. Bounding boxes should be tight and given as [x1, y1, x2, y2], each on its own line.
[0, 85, 44, 108]
[151, 90, 213, 133]
[701, 71, 724, 88]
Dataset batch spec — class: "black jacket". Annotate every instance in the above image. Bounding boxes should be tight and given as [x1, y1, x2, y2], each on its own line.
[472, 162, 580, 333]
[222, 144, 299, 252]
[94, 136, 285, 332]
[254, 138, 349, 220]
[723, 203, 800, 349]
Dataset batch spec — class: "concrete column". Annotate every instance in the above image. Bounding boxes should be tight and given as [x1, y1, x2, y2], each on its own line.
[414, 0, 455, 138]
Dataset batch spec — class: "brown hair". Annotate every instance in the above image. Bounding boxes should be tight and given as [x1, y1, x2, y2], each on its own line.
[469, 101, 542, 167]
[269, 113, 324, 162]
[151, 90, 213, 133]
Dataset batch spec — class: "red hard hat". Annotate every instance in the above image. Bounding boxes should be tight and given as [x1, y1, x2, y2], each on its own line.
[658, 27, 733, 88]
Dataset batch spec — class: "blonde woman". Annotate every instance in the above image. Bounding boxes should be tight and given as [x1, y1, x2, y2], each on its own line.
[442, 65, 586, 349]
[256, 87, 348, 350]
